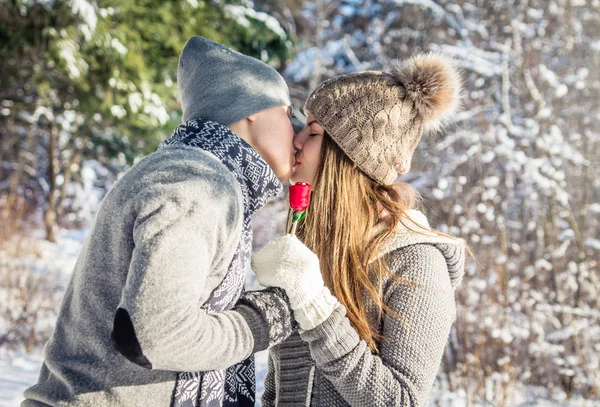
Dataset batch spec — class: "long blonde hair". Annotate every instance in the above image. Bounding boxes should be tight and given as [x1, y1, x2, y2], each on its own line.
[297, 134, 419, 353]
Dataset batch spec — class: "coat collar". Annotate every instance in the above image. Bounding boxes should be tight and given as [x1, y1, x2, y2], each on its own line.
[374, 209, 466, 289]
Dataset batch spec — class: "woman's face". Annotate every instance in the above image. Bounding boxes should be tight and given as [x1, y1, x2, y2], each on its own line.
[291, 114, 325, 185]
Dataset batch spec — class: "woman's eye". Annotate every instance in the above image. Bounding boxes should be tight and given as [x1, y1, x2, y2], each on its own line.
[309, 133, 319, 137]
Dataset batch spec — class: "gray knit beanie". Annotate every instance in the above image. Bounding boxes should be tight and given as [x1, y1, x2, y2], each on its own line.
[304, 53, 462, 185]
[178, 36, 291, 126]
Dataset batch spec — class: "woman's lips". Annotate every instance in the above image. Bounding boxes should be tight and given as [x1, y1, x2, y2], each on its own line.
[293, 160, 301, 168]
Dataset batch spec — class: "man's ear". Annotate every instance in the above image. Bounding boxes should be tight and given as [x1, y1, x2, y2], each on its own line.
[246, 114, 258, 123]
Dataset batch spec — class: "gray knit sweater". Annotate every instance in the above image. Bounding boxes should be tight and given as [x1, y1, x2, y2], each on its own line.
[262, 212, 466, 407]
[22, 141, 294, 407]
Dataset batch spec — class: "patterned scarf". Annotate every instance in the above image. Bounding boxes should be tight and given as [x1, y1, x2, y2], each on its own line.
[159, 118, 283, 407]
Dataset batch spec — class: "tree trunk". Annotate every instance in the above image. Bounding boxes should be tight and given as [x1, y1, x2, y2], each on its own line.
[43, 125, 58, 242]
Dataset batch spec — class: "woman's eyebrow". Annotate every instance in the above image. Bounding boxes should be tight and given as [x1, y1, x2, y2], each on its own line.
[307, 120, 318, 127]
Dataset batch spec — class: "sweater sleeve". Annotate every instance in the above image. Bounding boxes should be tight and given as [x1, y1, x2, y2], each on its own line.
[261, 352, 277, 407]
[111, 176, 293, 372]
[299, 244, 457, 407]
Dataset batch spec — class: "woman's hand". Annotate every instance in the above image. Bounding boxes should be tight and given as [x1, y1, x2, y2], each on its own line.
[251, 236, 338, 330]
[251, 235, 321, 309]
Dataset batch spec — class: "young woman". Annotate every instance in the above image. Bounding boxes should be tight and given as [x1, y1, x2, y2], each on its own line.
[252, 53, 466, 407]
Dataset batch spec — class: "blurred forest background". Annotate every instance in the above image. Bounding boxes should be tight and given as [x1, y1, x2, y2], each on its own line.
[0, 0, 599, 405]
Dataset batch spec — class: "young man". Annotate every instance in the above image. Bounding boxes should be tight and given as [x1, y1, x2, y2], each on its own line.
[23, 37, 297, 407]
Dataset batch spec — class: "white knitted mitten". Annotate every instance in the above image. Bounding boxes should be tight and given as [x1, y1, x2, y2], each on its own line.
[251, 235, 338, 330]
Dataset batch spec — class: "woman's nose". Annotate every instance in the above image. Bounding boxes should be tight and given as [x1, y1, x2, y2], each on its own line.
[293, 131, 306, 152]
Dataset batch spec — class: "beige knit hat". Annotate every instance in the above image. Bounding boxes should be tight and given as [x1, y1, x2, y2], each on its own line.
[304, 53, 461, 185]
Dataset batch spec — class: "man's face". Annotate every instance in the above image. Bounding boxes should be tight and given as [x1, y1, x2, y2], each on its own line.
[249, 105, 295, 182]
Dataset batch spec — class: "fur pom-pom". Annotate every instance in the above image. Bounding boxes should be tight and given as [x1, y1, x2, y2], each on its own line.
[391, 53, 462, 132]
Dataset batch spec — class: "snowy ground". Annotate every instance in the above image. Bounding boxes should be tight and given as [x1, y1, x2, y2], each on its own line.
[0, 348, 44, 407]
